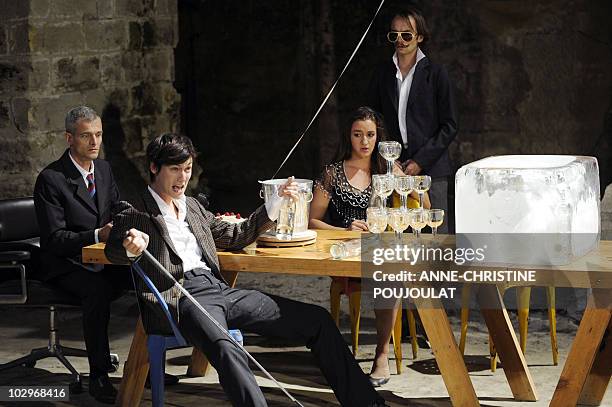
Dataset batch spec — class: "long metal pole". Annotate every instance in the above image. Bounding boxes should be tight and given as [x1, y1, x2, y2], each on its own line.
[140, 250, 305, 407]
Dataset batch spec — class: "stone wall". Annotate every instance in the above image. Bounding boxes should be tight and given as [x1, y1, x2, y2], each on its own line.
[602, 183, 612, 240]
[0, 0, 180, 202]
[176, 0, 612, 215]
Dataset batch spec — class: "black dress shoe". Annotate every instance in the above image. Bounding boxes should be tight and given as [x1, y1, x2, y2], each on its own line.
[145, 372, 180, 388]
[368, 375, 390, 387]
[89, 375, 117, 404]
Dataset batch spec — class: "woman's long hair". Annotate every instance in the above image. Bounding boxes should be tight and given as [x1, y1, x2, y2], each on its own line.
[333, 106, 388, 175]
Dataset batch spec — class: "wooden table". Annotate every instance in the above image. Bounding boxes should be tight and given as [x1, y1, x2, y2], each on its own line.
[83, 231, 612, 406]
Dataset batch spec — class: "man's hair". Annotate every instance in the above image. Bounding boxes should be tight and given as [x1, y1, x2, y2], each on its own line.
[390, 6, 431, 45]
[65, 106, 99, 135]
[146, 133, 198, 181]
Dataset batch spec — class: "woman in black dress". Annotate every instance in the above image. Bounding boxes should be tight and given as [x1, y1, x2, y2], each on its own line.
[309, 107, 428, 386]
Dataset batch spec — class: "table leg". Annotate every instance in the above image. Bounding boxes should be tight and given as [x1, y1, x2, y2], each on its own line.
[415, 296, 479, 407]
[551, 289, 612, 407]
[578, 315, 612, 406]
[187, 270, 240, 377]
[116, 318, 149, 407]
[477, 285, 537, 401]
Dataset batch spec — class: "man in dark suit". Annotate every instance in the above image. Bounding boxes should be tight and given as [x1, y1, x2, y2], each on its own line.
[105, 134, 388, 407]
[33, 106, 127, 403]
[368, 6, 458, 233]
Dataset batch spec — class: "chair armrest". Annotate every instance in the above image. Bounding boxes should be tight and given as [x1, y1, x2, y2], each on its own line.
[0, 250, 31, 263]
[0, 262, 28, 304]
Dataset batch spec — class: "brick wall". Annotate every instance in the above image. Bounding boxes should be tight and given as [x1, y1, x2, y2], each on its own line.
[0, 0, 180, 201]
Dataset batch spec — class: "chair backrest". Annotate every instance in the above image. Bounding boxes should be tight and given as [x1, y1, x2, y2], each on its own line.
[131, 262, 187, 345]
[0, 197, 39, 242]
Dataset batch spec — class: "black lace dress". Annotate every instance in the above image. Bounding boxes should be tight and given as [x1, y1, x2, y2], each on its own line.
[315, 161, 372, 229]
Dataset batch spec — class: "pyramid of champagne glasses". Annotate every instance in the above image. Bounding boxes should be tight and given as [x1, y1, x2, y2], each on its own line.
[455, 155, 600, 265]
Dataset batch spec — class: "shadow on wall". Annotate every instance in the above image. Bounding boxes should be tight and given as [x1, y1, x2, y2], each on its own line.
[101, 104, 147, 205]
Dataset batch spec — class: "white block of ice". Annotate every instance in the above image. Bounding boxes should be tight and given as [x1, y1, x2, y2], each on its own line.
[455, 155, 600, 265]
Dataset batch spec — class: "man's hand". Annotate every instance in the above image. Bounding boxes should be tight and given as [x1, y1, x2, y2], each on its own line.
[404, 160, 422, 176]
[347, 219, 368, 231]
[278, 176, 300, 201]
[98, 222, 113, 242]
[123, 228, 149, 256]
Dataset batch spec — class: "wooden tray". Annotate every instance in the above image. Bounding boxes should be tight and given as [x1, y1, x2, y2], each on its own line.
[257, 229, 317, 243]
[257, 237, 317, 248]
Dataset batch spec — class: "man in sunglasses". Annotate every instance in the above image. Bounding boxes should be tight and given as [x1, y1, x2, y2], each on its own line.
[367, 6, 457, 234]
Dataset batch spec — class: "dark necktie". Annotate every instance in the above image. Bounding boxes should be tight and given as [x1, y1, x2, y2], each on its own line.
[86, 173, 96, 198]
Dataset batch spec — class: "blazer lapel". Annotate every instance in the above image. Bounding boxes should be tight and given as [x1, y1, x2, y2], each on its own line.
[142, 190, 181, 259]
[385, 61, 399, 113]
[94, 161, 107, 214]
[61, 151, 98, 214]
[407, 57, 430, 108]
[185, 199, 218, 269]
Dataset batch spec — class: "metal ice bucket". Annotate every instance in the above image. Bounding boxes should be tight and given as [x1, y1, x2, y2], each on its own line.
[259, 178, 313, 234]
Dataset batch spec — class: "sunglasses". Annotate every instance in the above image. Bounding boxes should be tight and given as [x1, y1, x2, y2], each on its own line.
[387, 31, 416, 43]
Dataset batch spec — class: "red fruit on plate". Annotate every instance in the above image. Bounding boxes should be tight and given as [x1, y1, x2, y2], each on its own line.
[215, 212, 221, 216]
[236, 213, 241, 219]
[224, 212, 230, 216]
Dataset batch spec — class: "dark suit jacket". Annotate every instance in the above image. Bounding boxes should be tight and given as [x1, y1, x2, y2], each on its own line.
[367, 56, 458, 177]
[33, 149, 120, 280]
[105, 189, 275, 335]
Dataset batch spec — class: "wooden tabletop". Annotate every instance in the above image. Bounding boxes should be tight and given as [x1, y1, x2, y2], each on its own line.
[83, 230, 612, 288]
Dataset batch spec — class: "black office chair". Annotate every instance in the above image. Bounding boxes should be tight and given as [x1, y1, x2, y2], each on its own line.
[0, 197, 117, 392]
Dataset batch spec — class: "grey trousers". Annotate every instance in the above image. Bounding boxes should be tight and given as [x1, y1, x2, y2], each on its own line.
[428, 177, 449, 234]
[178, 269, 384, 407]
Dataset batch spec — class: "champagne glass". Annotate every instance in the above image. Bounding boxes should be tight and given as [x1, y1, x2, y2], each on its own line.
[408, 208, 429, 239]
[366, 207, 388, 235]
[412, 175, 431, 208]
[388, 208, 410, 241]
[378, 141, 401, 175]
[372, 174, 394, 208]
[427, 209, 445, 237]
[394, 175, 413, 210]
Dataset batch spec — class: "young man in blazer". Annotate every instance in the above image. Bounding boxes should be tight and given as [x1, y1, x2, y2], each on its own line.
[105, 134, 388, 407]
[368, 6, 458, 233]
[33, 106, 127, 403]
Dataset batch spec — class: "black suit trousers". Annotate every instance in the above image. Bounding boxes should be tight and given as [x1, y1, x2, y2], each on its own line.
[48, 263, 131, 376]
[178, 269, 383, 407]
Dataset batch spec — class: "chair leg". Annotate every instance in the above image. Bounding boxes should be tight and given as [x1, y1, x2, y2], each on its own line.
[0, 347, 50, 370]
[407, 307, 418, 359]
[489, 334, 497, 372]
[459, 284, 472, 355]
[147, 337, 167, 407]
[546, 286, 559, 365]
[330, 280, 342, 327]
[60, 346, 89, 358]
[348, 290, 361, 355]
[55, 348, 80, 378]
[391, 307, 403, 374]
[516, 287, 531, 354]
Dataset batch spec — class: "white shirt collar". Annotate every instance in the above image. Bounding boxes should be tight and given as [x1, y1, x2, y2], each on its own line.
[68, 151, 94, 178]
[392, 47, 426, 80]
[148, 185, 187, 221]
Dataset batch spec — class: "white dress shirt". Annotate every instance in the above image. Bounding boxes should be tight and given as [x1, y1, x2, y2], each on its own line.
[148, 186, 210, 272]
[141, 186, 284, 272]
[393, 47, 426, 150]
[68, 152, 101, 243]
